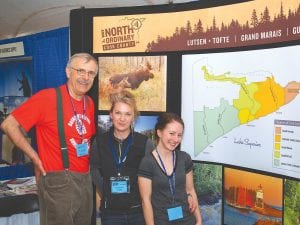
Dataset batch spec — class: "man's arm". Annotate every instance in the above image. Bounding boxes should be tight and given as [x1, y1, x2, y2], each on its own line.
[1, 114, 46, 180]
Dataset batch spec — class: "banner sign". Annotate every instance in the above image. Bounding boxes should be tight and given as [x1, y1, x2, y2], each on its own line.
[0, 42, 25, 58]
[93, 0, 300, 53]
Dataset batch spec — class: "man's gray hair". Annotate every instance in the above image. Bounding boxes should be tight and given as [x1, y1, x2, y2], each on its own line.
[67, 53, 98, 73]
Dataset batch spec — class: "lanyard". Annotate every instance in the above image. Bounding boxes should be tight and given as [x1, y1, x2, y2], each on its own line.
[108, 132, 133, 176]
[156, 148, 176, 203]
[66, 85, 86, 140]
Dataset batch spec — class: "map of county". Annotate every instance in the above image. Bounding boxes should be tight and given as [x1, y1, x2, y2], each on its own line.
[195, 65, 300, 155]
[181, 45, 300, 179]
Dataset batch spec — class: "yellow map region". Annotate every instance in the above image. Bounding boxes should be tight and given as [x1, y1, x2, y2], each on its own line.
[201, 66, 298, 125]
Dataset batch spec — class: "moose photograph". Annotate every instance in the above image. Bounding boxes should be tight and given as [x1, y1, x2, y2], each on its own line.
[98, 55, 167, 111]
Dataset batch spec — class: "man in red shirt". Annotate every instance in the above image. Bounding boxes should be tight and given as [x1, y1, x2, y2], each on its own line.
[1, 53, 98, 225]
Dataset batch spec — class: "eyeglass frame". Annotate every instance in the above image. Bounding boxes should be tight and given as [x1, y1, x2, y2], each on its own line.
[70, 67, 97, 79]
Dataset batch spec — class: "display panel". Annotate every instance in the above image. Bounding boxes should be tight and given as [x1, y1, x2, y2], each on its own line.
[0, 57, 33, 164]
[70, 1, 300, 225]
[98, 55, 167, 112]
[93, 0, 300, 53]
[194, 162, 222, 225]
[284, 178, 300, 225]
[181, 45, 300, 179]
[224, 167, 283, 225]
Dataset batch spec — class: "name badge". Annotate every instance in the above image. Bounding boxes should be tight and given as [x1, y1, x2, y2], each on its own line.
[76, 142, 88, 157]
[167, 205, 183, 221]
[110, 176, 130, 194]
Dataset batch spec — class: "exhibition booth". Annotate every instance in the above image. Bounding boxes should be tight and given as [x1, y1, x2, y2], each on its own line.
[1, 0, 299, 225]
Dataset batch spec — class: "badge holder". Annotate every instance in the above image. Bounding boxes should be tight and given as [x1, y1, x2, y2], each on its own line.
[76, 142, 88, 157]
[167, 205, 183, 221]
[110, 176, 130, 194]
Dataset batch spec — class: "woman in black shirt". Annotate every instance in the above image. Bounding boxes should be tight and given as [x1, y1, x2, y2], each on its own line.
[91, 90, 154, 225]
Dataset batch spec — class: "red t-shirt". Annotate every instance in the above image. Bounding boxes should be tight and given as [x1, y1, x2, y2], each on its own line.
[12, 85, 95, 173]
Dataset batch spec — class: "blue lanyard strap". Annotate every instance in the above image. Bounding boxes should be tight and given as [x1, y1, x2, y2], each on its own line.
[156, 148, 176, 202]
[109, 133, 133, 175]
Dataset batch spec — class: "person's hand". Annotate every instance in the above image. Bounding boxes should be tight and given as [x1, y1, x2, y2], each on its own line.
[96, 191, 102, 211]
[32, 154, 46, 184]
[187, 193, 197, 213]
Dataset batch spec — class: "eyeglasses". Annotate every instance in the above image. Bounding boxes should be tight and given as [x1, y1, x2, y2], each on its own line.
[71, 67, 97, 79]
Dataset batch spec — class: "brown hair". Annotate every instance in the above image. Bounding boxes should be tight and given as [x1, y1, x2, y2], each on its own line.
[155, 112, 184, 141]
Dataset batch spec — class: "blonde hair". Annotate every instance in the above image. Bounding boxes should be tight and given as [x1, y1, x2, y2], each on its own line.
[109, 90, 139, 119]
